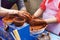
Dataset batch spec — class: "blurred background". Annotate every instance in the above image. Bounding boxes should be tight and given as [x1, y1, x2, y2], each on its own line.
[11, 0, 42, 14]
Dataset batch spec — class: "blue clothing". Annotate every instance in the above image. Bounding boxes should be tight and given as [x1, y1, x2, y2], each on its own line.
[0, 27, 13, 40]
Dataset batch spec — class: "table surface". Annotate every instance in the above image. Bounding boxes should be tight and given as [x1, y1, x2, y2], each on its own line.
[44, 31, 60, 40]
[31, 30, 60, 40]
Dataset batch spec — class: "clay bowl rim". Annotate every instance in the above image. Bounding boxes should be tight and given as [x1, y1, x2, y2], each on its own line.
[13, 17, 26, 23]
[30, 25, 48, 34]
[30, 25, 48, 30]
[30, 18, 47, 28]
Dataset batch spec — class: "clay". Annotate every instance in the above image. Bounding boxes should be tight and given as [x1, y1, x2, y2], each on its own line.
[30, 18, 47, 32]
[30, 26, 43, 32]
[18, 11, 32, 23]
[2, 14, 19, 24]
[2, 16, 13, 25]
[29, 18, 47, 27]
[13, 17, 26, 27]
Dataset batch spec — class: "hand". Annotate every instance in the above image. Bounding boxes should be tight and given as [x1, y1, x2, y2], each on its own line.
[18, 11, 32, 22]
[32, 15, 38, 19]
[18, 11, 30, 16]
[29, 18, 47, 26]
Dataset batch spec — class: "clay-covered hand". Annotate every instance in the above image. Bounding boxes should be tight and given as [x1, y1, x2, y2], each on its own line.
[29, 18, 47, 27]
[32, 15, 38, 19]
[18, 11, 32, 22]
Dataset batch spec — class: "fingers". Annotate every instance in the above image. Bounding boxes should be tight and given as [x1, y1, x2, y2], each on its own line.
[32, 15, 38, 19]
[29, 18, 47, 26]
[18, 11, 32, 22]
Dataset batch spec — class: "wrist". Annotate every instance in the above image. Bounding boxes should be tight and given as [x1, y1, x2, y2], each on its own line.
[13, 10, 19, 14]
[8, 10, 19, 14]
[32, 15, 38, 19]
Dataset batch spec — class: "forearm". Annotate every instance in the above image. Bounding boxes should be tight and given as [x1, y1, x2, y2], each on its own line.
[33, 8, 44, 17]
[0, 7, 18, 14]
[0, 7, 17, 13]
[44, 17, 57, 24]
[0, 7, 18, 16]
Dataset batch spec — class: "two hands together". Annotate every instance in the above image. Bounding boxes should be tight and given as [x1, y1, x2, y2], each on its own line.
[3, 10, 47, 26]
[2, 10, 47, 31]
[18, 10, 47, 26]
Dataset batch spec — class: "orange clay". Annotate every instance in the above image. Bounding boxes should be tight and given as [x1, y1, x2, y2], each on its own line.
[2, 17, 13, 23]
[30, 26, 43, 31]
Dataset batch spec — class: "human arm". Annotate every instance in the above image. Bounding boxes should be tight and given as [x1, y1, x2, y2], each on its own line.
[32, 0, 46, 18]
[32, 8, 44, 18]
[0, 7, 18, 16]
[44, 9, 60, 23]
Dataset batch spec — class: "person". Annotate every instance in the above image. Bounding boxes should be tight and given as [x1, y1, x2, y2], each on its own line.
[0, 27, 14, 40]
[0, 0, 27, 16]
[0, 0, 28, 28]
[0, 0, 29, 39]
[32, 0, 60, 35]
